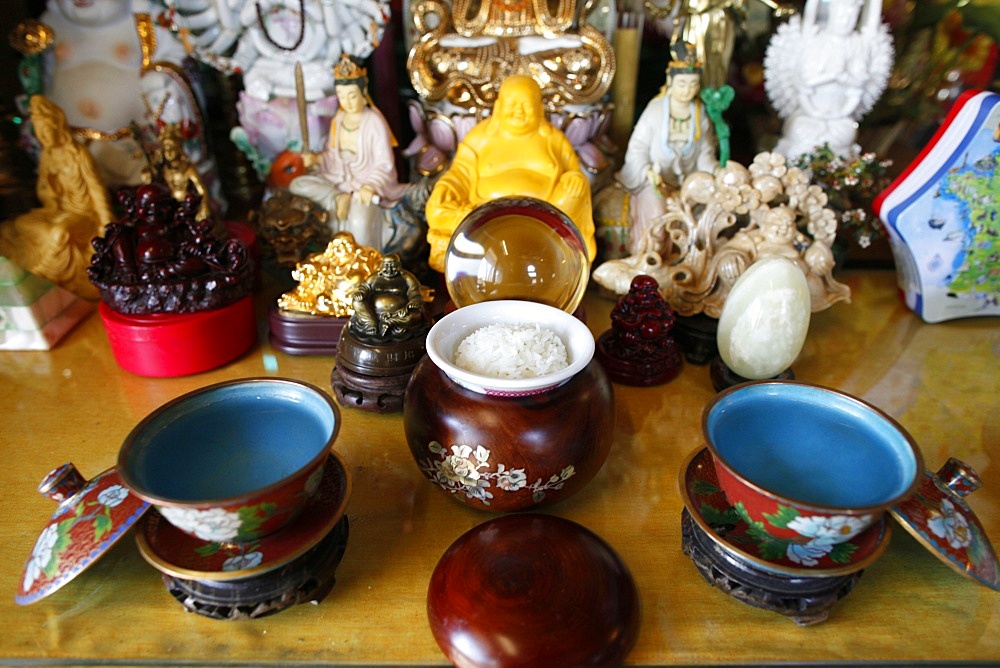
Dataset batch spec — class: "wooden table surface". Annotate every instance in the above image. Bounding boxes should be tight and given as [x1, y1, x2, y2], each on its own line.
[2, 269, 998, 665]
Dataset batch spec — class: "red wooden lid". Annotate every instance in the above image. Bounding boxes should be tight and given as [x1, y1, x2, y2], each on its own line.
[427, 514, 640, 667]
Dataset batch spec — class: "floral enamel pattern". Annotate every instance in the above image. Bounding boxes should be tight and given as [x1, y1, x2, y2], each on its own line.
[891, 469, 1000, 591]
[18, 470, 149, 605]
[730, 501, 870, 567]
[681, 448, 888, 577]
[135, 454, 350, 580]
[159, 463, 327, 544]
[419, 441, 575, 506]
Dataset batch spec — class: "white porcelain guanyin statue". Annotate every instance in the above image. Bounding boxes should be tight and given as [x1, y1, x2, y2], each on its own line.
[161, 0, 390, 166]
[13, 0, 207, 188]
[615, 47, 719, 256]
[764, 0, 893, 160]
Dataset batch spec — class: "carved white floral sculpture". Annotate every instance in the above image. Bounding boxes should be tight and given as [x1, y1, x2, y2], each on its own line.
[764, 0, 892, 160]
[591, 152, 851, 317]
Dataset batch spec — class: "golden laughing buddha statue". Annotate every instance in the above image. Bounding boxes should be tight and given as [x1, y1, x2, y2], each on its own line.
[424, 75, 596, 273]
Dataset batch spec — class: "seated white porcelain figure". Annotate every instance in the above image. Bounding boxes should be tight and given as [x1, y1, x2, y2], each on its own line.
[614, 47, 718, 256]
[764, 0, 893, 160]
[289, 56, 408, 251]
[24, 0, 196, 187]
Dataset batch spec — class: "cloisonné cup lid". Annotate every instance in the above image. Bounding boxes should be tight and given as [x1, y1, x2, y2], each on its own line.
[890, 458, 1000, 591]
[17, 463, 150, 605]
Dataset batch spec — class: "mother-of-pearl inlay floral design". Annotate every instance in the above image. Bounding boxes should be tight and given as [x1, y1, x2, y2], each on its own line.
[419, 441, 575, 506]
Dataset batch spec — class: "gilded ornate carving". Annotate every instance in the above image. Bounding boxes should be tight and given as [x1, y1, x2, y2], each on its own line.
[407, 0, 615, 110]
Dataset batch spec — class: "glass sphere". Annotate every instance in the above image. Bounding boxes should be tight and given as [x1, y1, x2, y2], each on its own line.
[444, 197, 590, 313]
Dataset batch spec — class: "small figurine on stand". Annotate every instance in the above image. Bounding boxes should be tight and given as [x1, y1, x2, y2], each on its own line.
[270, 232, 382, 355]
[86, 182, 256, 376]
[145, 123, 213, 223]
[331, 254, 433, 413]
[290, 55, 411, 252]
[595, 275, 683, 386]
[764, 0, 893, 160]
[251, 189, 332, 267]
[0, 95, 113, 301]
[424, 75, 597, 273]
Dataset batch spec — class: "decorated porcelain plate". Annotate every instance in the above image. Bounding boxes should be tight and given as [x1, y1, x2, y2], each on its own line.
[135, 452, 350, 581]
[680, 447, 891, 578]
[17, 464, 150, 605]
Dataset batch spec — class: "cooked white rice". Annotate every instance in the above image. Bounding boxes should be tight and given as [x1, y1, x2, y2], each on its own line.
[453, 323, 569, 379]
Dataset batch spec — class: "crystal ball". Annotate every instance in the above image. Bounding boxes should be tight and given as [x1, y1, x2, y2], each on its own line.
[444, 197, 590, 313]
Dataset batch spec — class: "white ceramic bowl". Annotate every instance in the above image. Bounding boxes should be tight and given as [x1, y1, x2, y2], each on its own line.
[425, 300, 596, 397]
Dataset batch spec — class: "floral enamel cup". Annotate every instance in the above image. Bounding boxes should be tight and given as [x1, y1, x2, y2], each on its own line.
[703, 381, 924, 545]
[118, 378, 340, 543]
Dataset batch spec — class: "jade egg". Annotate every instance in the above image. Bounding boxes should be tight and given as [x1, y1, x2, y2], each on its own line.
[716, 256, 811, 379]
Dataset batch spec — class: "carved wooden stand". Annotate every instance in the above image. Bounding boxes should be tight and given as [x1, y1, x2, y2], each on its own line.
[162, 516, 350, 621]
[680, 509, 861, 626]
[268, 303, 347, 356]
[708, 356, 795, 392]
[331, 329, 426, 413]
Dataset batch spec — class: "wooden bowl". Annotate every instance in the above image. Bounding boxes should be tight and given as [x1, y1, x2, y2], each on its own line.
[403, 356, 615, 512]
[427, 513, 640, 667]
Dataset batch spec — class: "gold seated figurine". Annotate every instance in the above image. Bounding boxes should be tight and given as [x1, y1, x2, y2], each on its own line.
[424, 75, 597, 273]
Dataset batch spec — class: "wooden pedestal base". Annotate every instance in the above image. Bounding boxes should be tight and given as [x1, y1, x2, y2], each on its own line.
[331, 364, 411, 413]
[708, 357, 795, 392]
[680, 509, 861, 626]
[673, 313, 719, 365]
[594, 330, 683, 386]
[331, 328, 426, 413]
[162, 516, 349, 621]
[268, 304, 346, 356]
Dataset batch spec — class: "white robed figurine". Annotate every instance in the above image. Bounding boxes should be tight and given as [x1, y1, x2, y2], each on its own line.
[290, 55, 408, 250]
[764, 0, 892, 160]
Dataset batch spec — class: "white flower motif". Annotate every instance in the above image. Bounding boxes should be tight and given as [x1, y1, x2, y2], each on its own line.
[160, 506, 243, 542]
[472, 445, 490, 466]
[786, 513, 872, 542]
[303, 465, 324, 497]
[440, 452, 483, 488]
[222, 551, 264, 571]
[750, 151, 788, 178]
[786, 539, 834, 566]
[927, 499, 971, 549]
[24, 524, 60, 591]
[97, 484, 129, 508]
[496, 466, 527, 491]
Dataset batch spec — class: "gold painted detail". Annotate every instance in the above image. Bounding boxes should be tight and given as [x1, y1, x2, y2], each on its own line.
[407, 0, 615, 110]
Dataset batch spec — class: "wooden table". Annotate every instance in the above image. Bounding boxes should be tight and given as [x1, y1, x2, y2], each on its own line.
[2, 269, 998, 665]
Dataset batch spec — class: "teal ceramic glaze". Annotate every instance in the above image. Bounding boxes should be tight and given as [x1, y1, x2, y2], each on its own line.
[118, 378, 340, 542]
[705, 382, 919, 508]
